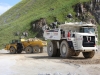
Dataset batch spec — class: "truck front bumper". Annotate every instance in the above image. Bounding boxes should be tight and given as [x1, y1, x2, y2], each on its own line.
[76, 46, 98, 52]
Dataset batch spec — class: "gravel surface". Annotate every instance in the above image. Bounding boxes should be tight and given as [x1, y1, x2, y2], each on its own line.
[0, 47, 100, 75]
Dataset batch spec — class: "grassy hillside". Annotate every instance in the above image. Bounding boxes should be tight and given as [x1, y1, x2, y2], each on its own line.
[0, 0, 99, 49]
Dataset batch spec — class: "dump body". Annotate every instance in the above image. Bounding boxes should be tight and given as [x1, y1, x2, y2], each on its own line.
[21, 38, 47, 49]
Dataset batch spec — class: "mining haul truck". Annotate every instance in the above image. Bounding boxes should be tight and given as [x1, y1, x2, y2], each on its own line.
[43, 22, 98, 58]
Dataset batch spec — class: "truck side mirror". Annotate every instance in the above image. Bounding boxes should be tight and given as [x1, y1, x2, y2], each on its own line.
[96, 34, 98, 37]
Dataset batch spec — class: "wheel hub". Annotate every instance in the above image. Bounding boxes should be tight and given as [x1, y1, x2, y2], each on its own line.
[27, 49, 30, 52]
[62, 45, 66, 54]
[34, 49, 37, 52]
[11, 50, 13, 52]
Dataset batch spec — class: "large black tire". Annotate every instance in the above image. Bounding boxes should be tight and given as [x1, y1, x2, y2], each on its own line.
[47, 40, 57, 57]
[9, 47, 16, 54]
[33, 46, 40, 53]
[40, 47, 43, 53]
[17, 43, 23, 54]
[56, 49, 60, 57]
[73, 52, 80, 56]
[25, 46, 33, 54]
[17, 49, 22, 54]
[82, 51, 95, 58]
[60, 40, 72, 58]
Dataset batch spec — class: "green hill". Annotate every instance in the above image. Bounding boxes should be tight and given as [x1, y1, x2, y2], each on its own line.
[0, 0, 99, 49]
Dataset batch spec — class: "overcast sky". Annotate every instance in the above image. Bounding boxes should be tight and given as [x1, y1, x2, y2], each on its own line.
[0, 0, 21, 15]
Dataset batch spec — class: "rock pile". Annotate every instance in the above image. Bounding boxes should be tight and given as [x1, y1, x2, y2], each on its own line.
[31, 18, 47, 38]
[74, 0, 100, 24]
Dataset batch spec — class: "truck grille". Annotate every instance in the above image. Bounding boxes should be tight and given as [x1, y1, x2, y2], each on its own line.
[82, 36, 95, 47]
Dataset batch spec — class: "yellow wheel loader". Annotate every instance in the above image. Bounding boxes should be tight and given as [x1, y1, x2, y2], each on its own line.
[5, 38, 47, 54]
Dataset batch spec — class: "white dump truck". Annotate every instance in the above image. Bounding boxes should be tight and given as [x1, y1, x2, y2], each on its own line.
[43, 22, 98, 58]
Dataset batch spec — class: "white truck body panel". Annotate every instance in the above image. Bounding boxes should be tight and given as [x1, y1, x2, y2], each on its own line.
[73, 33, 98, 51]
[43, 29, 61, 40]
[43, 22, 98, 52]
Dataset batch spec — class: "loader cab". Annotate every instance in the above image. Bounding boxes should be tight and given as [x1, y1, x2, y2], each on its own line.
[11, 40, 21, 44]
[10, 39, 23, 51]
[79, 26, 95, 33]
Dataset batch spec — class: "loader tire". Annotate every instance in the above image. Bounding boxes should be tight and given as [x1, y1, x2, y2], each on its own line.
[25, 46, 33, 54]
[47, 40, 57, 57]
[17, 49, 22, 54]
[33, 46, 39, 53]
[60, 40, 72, 58]
[10, 47, 16, 54]
[40, 47, 43, 53]
[82, 51, 95, 58]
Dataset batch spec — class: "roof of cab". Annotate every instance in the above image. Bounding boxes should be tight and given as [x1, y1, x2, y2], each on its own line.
[59, 22, 96, 28]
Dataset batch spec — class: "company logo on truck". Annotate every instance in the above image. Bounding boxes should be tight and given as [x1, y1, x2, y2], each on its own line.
[87, 36, 91, 42]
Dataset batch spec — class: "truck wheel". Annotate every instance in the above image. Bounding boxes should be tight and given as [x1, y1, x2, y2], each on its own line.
[60, 40, 72, 58]
[56, 49, 60, 57]
[33, 46, 39, 53]
[40, 47, 43, 53]
[10, 47, 16, 54]
[73, 52, 80, 56]
[25, 46, 33, 54]
[82, 51, 95, 58]
[47, 41, 57, 57]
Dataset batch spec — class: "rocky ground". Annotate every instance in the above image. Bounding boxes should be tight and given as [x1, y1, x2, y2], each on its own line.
[0, 47, 100, 75]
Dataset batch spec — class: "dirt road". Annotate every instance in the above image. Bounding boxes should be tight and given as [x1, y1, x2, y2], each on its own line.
[0, 47, 100, 75]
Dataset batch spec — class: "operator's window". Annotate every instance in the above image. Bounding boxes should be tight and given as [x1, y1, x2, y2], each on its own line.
[80, 27, 95, 33]
[80, 28, 84, 32]
[12, 40, 15, 43]
[84, 28, 89, 33]
[88, 28, 95, 33]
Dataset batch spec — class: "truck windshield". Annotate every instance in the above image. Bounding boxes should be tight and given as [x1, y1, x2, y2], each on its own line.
[80, 27, 95, 33]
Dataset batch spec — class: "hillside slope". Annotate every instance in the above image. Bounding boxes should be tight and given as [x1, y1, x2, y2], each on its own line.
[0, 0, 98, 49]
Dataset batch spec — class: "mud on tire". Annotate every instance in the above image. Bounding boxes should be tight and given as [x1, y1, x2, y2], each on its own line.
[33, 46, 40, 53]
[47, 40, 57, 57]
[10, 47, 16, 54]
[25, 46, 33, 54]
[60, 40, 73, 58]
[73, 52, 80, 56]
[82, 51, 95, 58]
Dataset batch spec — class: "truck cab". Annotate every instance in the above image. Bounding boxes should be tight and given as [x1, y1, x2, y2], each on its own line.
[72, 26, 97, 50]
